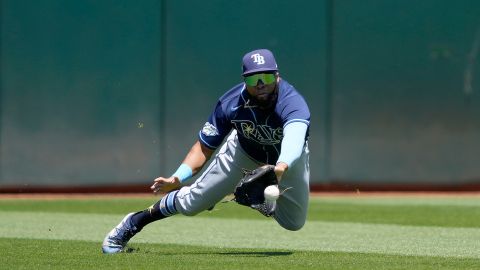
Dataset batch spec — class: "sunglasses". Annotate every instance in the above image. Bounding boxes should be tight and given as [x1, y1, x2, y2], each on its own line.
[244, 73, 276, 87]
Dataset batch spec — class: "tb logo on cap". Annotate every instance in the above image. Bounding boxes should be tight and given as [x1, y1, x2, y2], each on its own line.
[251, 53, 265, 65]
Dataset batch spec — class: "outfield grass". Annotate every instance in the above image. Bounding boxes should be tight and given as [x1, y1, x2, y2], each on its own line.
[1, 194, 479, 269]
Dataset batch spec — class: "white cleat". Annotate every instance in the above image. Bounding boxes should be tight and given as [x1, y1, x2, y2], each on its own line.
[102, 212, 138, 254]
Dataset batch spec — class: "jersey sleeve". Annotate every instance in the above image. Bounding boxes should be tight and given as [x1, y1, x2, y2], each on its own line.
[276, 121, 308, 167]
[198, 100, 232, 149]
[281, 94, 310, 128]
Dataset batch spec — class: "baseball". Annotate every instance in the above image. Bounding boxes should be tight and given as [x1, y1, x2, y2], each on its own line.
[264, 185, 280, 202]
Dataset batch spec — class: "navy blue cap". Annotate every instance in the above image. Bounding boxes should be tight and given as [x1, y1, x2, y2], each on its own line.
[242, 49, 278, 76]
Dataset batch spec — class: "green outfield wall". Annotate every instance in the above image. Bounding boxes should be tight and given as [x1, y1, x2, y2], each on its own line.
[0, 0, 479, 189]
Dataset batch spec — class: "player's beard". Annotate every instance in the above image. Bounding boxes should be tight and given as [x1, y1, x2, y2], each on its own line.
[254, 85, 278, 110]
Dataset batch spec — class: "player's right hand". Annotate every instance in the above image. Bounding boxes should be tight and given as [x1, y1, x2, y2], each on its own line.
[150, 176, 181, 194]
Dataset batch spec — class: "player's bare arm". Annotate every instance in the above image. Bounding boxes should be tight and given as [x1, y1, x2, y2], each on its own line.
[151, 140, 214, 194]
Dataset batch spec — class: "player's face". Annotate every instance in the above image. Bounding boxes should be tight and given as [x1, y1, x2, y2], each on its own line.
[244, 73, 279, 109]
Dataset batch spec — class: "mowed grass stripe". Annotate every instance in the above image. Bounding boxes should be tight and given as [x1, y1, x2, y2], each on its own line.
[1, 211, 479, 259]
[314, 195, 480, 206]
[1, 196, 479, 227]
[310, 202, 480, 228]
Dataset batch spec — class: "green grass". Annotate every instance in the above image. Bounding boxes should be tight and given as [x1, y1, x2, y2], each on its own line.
[2, 238, 479, 270]
[1, 194, 479, 269]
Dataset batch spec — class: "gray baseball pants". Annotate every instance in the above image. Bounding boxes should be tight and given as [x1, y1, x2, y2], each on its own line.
[174, 130, 310, 231]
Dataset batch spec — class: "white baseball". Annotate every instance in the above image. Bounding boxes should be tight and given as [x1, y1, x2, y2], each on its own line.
[264, 185, 280, 202]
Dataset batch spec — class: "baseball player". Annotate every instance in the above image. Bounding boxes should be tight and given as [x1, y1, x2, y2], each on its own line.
[102, 49, 311, 254]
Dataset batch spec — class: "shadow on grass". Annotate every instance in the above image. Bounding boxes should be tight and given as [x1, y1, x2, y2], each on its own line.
[218, 251, 293, 257]
[126, 247, 292, 257]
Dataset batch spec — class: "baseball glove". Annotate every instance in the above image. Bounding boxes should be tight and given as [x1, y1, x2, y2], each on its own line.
[233, 165, 278, 215]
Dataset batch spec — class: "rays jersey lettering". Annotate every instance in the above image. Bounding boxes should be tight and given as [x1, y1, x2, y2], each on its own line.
[231, 120, 283, 145]
[198, 79, 310, 164]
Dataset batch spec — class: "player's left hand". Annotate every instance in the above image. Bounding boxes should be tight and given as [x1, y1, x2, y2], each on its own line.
[150, 176, 181, 194]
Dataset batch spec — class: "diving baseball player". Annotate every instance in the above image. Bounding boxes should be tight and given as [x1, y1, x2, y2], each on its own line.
[102, 49, 311, 254]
